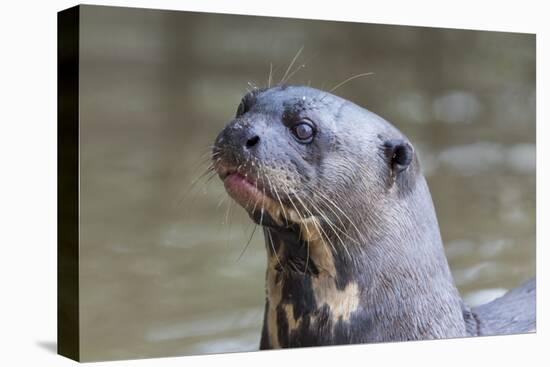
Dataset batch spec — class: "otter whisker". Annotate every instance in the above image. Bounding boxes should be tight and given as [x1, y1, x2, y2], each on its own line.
[266, 227, 284, 273]
[243, 170, 256, 210]
[216, 195, 228, 210]
[237, 224, 258, 261]
[224, 197, 234, 227]
[328, 72, 374, 93]
[196, 146, 216, 161]
[201, 145, 219, 156]
[286, 188, 338, 259]
[281, 50, 320, 85]
[258, 164, 268, 226]
[268, 62, 273, 88]
[247, 81, 259, 91]
[249, 160, 265, 215]
[205, 170, 218, 184]
[175, 161, 218, 207]
[294, 191, 354, 263]
[189, 155, 216, 181]
[304, 236, 310, 276]
[300, 194, 352, 261]
[251, 185, 261, 215]
[264, 173, 288, 223]
[288, 195, 311, 275]
[196, 154, 214, 166]
[306, 212, 335, 263]
[282, 63, 306, 84]
[310, 191, 362, 249]
[198, 153, 218, 169]
[220, 196, 236, 248]
[279, 183, 313, 275]
[280, 46, 304, 84]
[312, 189, 364, 241]
[185, 167, 213, 195]
[277, 180, 312, 238]
[259, 206, 265, 230]
[308, 192, 363, 247]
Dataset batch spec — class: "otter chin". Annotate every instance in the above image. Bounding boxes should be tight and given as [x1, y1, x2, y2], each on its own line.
[212, 84, 536, 349]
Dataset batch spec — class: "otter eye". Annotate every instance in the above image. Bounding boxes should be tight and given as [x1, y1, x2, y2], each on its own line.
[292, 121, 314, 143]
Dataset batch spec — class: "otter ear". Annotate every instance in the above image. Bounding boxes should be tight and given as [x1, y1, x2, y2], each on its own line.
[383, 139, 414, 177]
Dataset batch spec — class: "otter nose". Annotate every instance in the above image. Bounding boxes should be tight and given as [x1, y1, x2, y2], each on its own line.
[245, 135, 260, 149]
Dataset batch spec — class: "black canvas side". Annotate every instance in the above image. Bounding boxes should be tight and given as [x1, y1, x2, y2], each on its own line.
[57, 5, 80, 362]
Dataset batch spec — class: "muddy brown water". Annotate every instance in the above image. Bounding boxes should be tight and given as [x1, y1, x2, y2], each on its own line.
[77, 5, 535, 361]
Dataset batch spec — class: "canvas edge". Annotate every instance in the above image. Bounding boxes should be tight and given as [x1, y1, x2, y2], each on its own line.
[57, 4, 81, 362]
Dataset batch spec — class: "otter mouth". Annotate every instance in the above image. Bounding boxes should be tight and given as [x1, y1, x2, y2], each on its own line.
[214, 159, 314, 230]
[215, 162, 273, 209]
[222, 170, 267, 210]
[216, 164, 293, 227]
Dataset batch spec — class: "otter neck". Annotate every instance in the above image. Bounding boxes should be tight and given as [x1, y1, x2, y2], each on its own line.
[259, 177, 468, 349]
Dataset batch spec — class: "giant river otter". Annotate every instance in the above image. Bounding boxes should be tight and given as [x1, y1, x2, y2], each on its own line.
[211, 84, 536, 348]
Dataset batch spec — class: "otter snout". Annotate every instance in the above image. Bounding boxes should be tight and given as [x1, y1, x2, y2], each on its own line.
[213, 118, 265, 171]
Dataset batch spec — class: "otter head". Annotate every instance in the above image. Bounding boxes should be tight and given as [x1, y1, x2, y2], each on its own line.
[212, 85, 418, 247]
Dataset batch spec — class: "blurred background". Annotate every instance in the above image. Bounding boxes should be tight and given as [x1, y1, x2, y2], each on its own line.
[78, 5, 535, 361]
